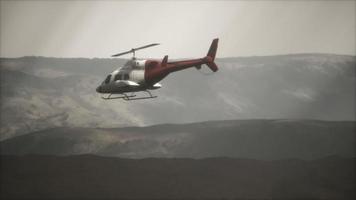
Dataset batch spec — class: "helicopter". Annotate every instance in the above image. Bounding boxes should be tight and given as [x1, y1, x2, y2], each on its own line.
[96, 38, 219, 100]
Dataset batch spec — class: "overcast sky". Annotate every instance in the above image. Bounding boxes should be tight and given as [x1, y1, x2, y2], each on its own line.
[0, 0, 355, 58]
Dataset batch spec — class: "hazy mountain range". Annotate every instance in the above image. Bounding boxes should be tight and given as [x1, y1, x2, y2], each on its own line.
[0, 54, 355, 140]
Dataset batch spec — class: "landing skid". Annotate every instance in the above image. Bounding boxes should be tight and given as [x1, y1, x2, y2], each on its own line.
[101, 90, 157, 101]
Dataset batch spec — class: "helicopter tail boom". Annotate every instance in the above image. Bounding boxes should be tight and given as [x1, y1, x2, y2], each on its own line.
[159, 38, 219, 73]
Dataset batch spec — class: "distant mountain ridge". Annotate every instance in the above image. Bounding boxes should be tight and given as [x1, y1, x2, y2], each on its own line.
[1, 119, 355, 160]
[1, 54, 355, 140]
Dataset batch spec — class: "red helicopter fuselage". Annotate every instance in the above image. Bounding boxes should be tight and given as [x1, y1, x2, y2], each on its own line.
[96, 38, 219, 100]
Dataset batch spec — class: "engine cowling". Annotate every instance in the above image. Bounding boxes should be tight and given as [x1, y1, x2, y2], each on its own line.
[133, 60, 146, 68]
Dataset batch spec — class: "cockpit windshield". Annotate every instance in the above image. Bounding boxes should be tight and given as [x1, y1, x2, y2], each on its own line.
[114, 73, 129, 81]
[103, 74, 111, 84]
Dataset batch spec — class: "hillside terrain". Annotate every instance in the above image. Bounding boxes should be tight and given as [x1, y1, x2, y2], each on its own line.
[1, 54, 355, 140]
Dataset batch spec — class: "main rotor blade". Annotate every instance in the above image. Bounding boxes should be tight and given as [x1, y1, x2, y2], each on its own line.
[111, 50, 133, 57]
[111, 43, 160, 57]
[133, 43, 160, 51]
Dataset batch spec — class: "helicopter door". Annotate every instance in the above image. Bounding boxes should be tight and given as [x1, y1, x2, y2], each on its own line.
[131, 70, 144, 83]
[114, 73, 122, 81]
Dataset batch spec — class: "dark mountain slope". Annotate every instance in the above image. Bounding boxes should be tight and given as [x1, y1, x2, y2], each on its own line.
[1, 120, 355, 160]
[1, 155, 355, 199]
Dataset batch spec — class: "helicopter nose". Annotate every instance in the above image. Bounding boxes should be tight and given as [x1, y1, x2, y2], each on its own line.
[96, 85, 102, 93]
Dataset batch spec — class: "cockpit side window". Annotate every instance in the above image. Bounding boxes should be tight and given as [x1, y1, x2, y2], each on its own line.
[123, 74, 129, 80]
[104, 74, 111, 84]
[115, 73, 122, 81]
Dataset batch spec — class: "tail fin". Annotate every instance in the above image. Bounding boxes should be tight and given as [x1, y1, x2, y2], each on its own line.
[161, 55, 168, 67]
[206, 62, 218, 72]
[207, 38, 218, 60]
[206, 38, 219, 72]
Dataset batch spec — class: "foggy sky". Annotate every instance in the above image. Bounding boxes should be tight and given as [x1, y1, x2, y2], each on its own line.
[0, 0, 355, 58]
